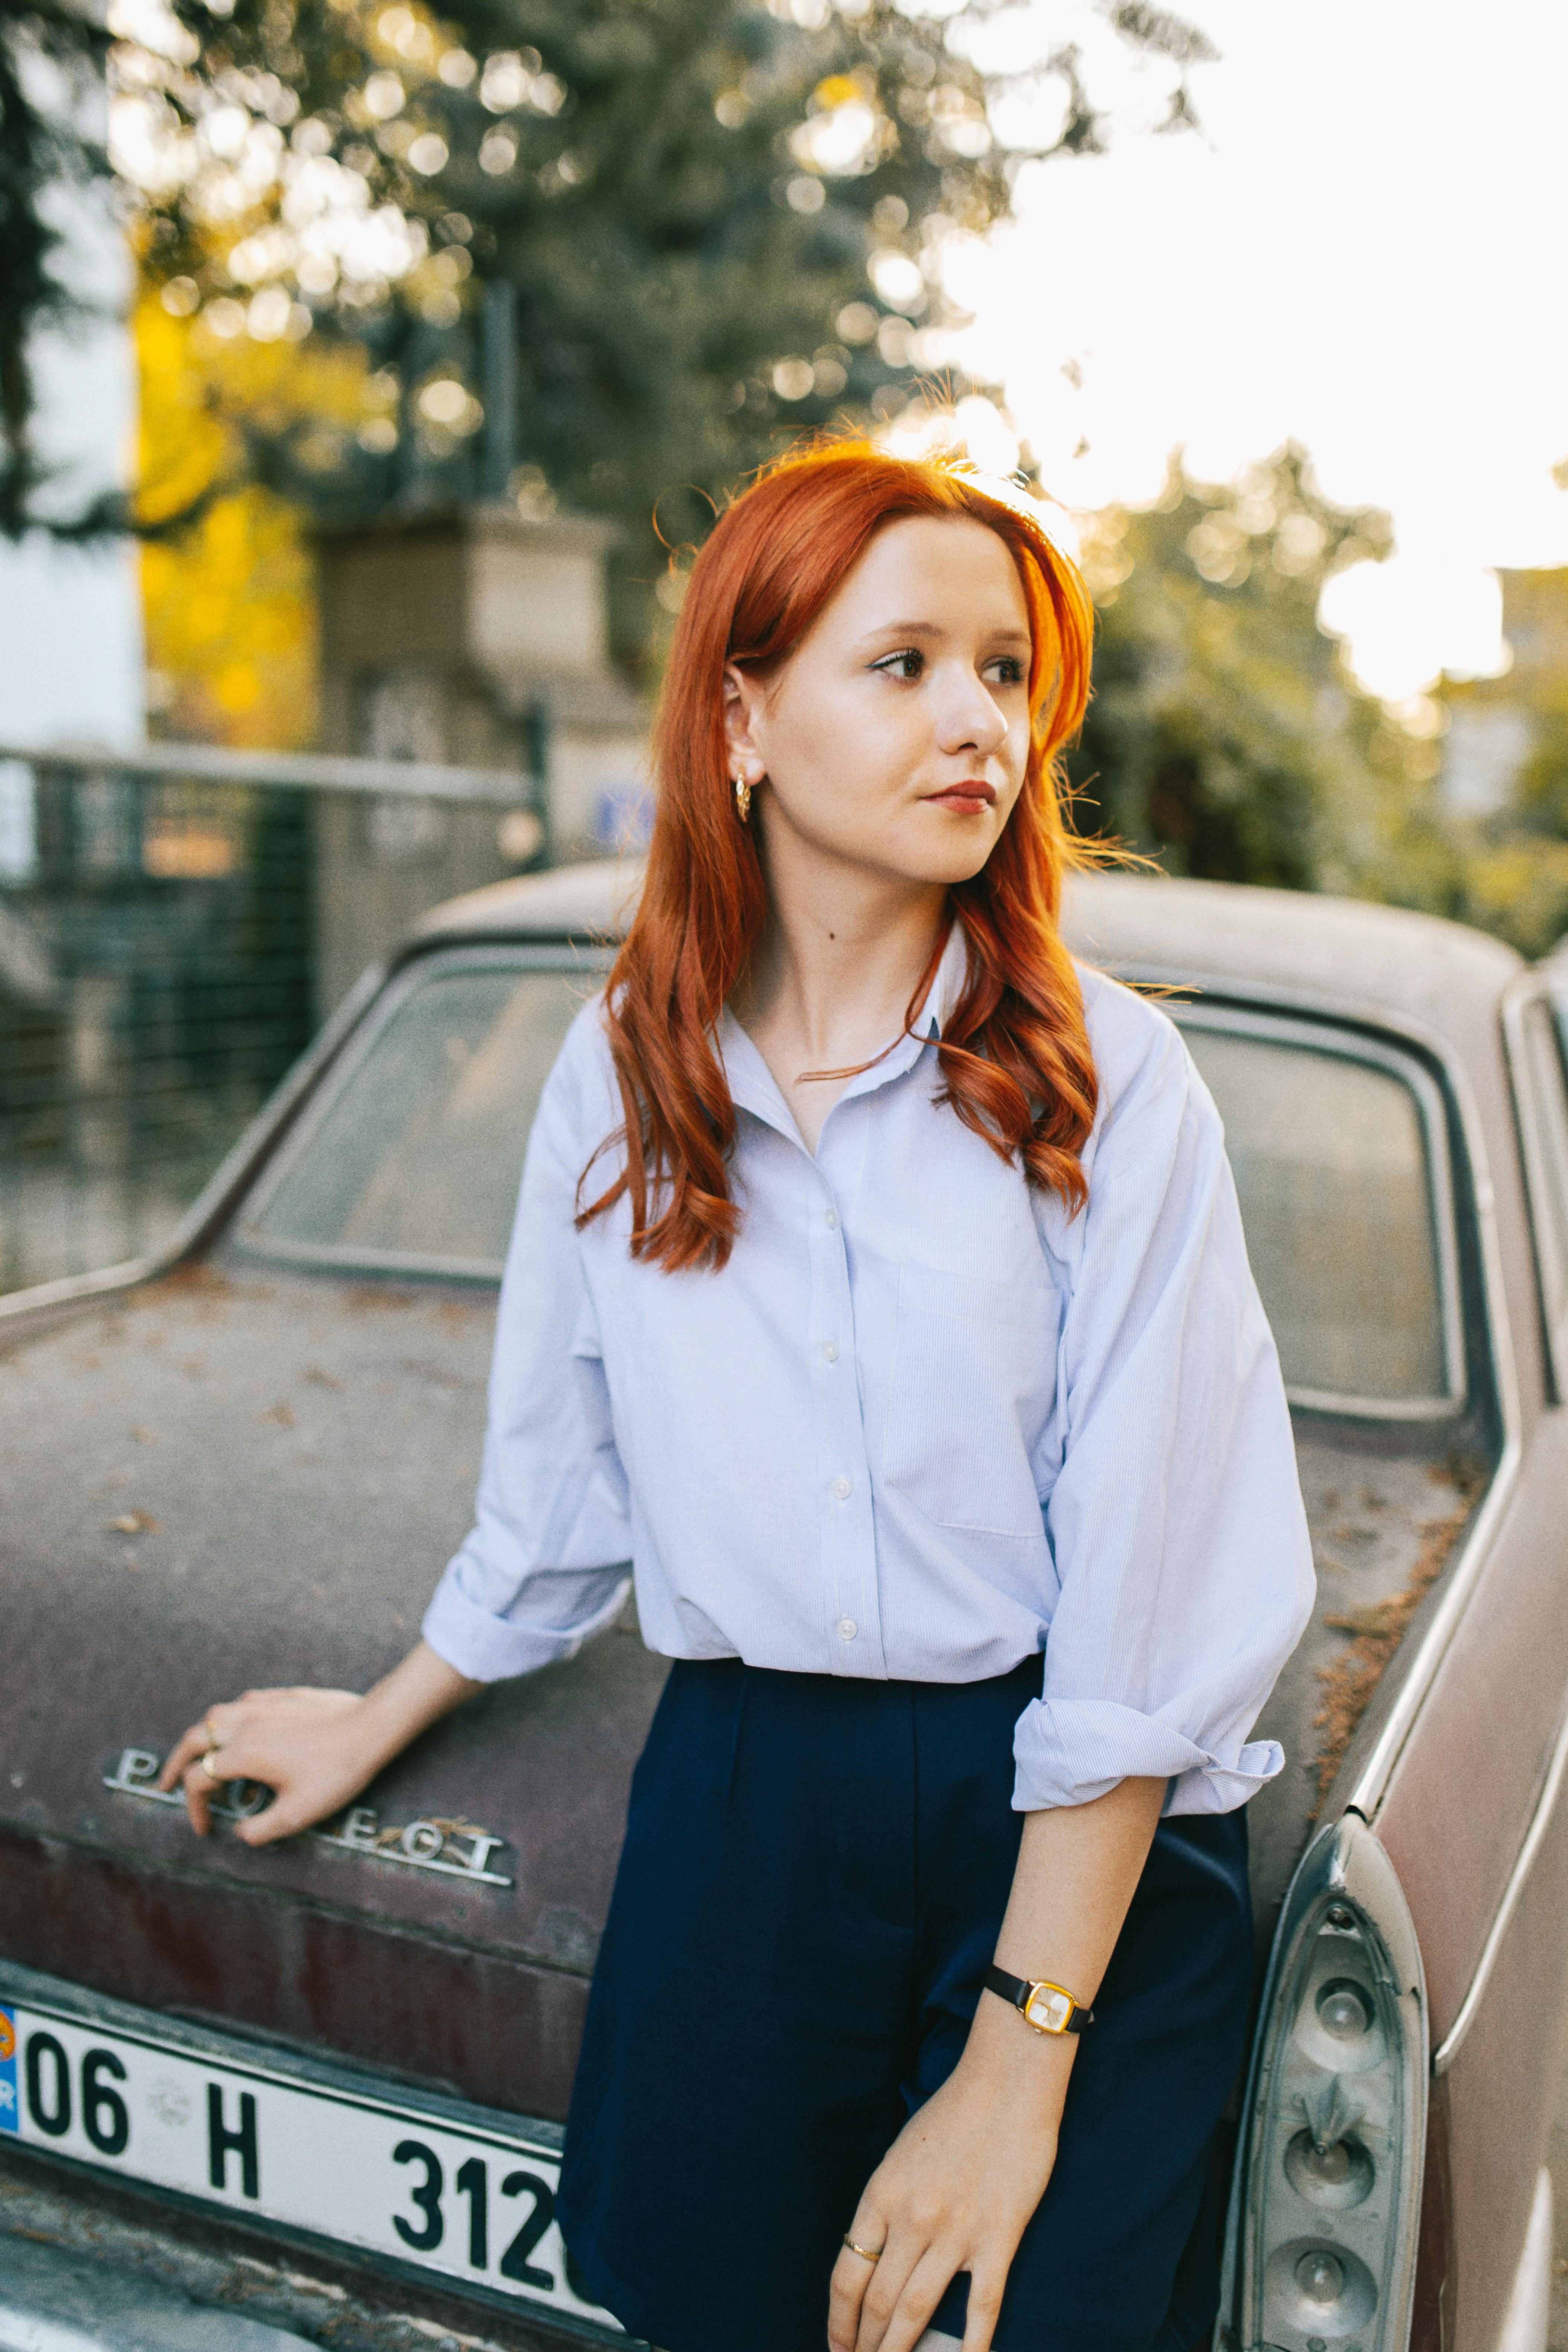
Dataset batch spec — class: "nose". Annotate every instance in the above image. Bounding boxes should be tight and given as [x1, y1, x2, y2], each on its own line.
[933, 664, 1011, 759]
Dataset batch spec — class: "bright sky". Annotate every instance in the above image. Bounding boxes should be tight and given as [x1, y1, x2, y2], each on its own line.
[944, 0, 1568, 698]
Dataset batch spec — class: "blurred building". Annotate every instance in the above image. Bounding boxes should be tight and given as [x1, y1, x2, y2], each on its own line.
[312, 501, 649, 1011]
[1440, 570, 1568, 815]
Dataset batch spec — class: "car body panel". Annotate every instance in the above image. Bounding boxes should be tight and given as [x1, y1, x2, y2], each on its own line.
[4, 859, 1567, 2352]
[0, 1266, 665, 2117]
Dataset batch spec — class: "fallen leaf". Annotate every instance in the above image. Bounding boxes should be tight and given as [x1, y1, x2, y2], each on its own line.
[261, 1401, 297, 1428]
[109, 1512, 161, 1535]
[130, 1425, 156, 1444]
[301, 1366, 345, 1391]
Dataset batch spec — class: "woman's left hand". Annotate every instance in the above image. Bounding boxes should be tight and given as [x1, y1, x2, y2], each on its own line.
[827, 2001, 1073, 2352]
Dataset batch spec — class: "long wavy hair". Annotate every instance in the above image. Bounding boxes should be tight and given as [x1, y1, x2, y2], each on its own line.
[579, 438, 1101, 1273]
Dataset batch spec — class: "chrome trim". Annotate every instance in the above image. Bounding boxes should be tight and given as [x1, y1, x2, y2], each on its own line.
[1349, 1432, 1522, 1820]
[1218, 1812, 1428, 2352]
[232, 1233, 506, 1283]
[103, 1749, 515, 1889]
[1345, 1014, 1523, 1821]
[1432, 1694, 1568, 2072]
[233, 941, 612, 1282]
[0, 960, 389, 1339]
[1174, 1002, 1467, 1417]
[1501, 969, 1568, 1405]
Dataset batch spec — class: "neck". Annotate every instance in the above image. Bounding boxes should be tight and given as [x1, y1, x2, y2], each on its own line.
[734, 819, 948, 1076]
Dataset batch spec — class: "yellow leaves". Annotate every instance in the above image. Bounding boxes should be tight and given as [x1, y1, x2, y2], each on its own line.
[141, 489, 316, 747]
[135, 275, 373, 750]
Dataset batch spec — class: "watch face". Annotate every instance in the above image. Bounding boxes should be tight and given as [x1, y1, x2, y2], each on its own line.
[1023, 1983, 1073, 2034]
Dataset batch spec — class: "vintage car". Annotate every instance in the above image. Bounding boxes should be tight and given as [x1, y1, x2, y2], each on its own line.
[3, 862, 1568, 2352]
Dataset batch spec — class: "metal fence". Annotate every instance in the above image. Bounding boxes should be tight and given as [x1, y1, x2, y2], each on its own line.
[0, 740, 543, 1298]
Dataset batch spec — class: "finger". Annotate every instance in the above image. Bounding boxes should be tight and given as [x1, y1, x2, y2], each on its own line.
[870, 2243, 960, 2352]
[179, 1760, 216, 1836]
[958, 2262, 1006, 2352]
[158, 1723, 215, 1791]
[852, 2229, 925, 2352]
[233, 1790, 311, 1848]
[828, 2206, 888, 2351]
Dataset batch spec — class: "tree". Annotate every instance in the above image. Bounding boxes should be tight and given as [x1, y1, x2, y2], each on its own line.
[0, 2, 112, 535]
[6, 0, 1209, 660]
[1067, 446, 1462, 909]
[1445, 668, 1568, 958]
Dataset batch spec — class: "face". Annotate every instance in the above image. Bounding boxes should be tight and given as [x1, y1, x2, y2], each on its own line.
[723, 513, 1038, 891]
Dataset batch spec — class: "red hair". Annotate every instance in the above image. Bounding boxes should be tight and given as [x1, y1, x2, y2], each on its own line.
[580, 438, 1100, 1272]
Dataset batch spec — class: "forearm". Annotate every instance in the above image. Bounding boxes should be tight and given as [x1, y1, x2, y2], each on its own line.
[960, 1775, 1167, 2104]
[353, 1641, 484, 1771]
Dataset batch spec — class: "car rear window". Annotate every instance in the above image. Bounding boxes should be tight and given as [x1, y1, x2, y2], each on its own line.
[239, 952, 601, 1277]
[1179, 1015, 1460, 1414]
[242, 954, 1461, 1411]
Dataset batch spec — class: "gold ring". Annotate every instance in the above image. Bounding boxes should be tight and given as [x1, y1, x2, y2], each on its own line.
[198, 1748, 226, 1785]
[842, 2235, 882, 2264]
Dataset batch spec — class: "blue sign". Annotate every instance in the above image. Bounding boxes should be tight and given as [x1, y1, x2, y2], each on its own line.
[0, 2007, 16, 2133]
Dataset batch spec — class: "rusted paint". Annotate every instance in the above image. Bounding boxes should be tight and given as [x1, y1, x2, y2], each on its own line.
[0, 1826, 591, 2120]
[1310, 1470, 1483, 1816]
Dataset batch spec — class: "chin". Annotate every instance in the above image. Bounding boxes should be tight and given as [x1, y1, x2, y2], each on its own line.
[904, 820, 1001, 888]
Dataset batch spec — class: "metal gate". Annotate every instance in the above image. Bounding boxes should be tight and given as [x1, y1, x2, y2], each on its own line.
[0, 740, 542, 1297]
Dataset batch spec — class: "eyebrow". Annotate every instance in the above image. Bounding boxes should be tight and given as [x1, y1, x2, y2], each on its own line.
[861, 620, 1033, 648]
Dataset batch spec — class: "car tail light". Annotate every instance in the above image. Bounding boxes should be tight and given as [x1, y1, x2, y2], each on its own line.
[1217, 1815, 1428, 2352]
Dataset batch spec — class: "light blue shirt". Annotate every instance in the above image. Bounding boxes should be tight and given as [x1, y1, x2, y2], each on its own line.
[423, 931, 1315, 1813]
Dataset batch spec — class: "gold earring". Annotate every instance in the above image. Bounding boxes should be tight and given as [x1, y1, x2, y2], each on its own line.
[733, 773, 751, 823]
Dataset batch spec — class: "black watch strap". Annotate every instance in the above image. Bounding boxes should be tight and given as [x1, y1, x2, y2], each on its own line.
[982, 1962, 1093, 2035]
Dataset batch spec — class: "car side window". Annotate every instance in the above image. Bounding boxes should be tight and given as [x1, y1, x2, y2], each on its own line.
[1179, 1013, 1461, 1416]
[1516, 993, 1568, 1376]
[237, 951, 603, 1278]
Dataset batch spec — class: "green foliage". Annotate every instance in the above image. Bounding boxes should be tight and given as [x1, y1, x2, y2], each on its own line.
[1446, 678, 1568, 958]
[1066, 446, 1462, 910]
[7, 0, 1207, 663]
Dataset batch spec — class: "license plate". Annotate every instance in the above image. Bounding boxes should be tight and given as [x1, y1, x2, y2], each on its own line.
[0, 1977, 620, 2336]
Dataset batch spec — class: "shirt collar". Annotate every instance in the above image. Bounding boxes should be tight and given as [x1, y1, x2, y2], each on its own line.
[718, 919, 969, 1142]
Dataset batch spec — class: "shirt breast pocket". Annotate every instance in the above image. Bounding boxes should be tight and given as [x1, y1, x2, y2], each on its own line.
[880, 1262, 1055, 1538]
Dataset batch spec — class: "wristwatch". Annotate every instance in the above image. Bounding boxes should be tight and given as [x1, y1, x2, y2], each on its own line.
[982, 1962, 1094, 2036]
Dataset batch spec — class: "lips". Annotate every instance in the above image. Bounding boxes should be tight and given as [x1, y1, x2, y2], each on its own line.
[924, 780, 997, 812]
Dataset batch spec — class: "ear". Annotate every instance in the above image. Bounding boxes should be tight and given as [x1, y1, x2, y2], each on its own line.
[721, 662, 767, 782]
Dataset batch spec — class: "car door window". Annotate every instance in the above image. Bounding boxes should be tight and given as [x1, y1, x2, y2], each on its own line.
[1179, 1015, 1459, 1413]
[240, 953, 600, 1276]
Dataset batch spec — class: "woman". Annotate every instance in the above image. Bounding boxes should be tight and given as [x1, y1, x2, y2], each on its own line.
[162, 441, 1314, 2352]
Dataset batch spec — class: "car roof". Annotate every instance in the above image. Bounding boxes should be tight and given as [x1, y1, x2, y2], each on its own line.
[413, 858, 1523, 1058]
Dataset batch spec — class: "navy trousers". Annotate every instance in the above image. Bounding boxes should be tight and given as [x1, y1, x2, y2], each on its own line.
[558, 1657, 1253, 2352]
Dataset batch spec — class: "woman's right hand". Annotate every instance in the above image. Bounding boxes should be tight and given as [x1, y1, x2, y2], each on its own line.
[159, 1687, 382, 1846]
[157, 1642, 485, 1848]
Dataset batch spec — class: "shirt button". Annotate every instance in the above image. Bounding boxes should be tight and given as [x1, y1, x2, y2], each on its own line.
[831, 1475, 852, 1500]
[824, 1208, 839, 1230]
[822, 1340, 839, 1363]
[837, 1618, 858, 1642]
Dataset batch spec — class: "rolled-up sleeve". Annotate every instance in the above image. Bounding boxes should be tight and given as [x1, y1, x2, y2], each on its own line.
[422, 1019, 633, 1681]
[1013, 1004, 1315, 1814]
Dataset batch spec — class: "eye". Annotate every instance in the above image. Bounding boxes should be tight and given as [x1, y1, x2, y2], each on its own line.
[871, 648, 924, 681]
[984, 655, 1028, 687]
